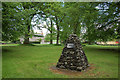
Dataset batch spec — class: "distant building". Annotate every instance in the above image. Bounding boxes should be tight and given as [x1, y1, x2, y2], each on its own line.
[20, 30, 45, 44]
[96, 41, 119, 45]
[29, 33, 44, 42]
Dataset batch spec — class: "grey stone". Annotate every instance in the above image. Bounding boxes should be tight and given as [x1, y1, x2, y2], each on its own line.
[56, 34, 89, 71]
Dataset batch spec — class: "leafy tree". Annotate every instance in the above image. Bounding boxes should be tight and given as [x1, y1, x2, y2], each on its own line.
[20, 2, 39, 44]
[44, 33, 56, 43]
[2, 2, 119, 45]
[45, 2, 66, 45]
[94, 2, 120, 42]
[2, 2, 24, 42]
[82, 2, 99, 44]
[2, 2, 46, 44]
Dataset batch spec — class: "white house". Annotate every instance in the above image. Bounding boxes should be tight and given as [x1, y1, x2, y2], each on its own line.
[20, 30, 45, 44]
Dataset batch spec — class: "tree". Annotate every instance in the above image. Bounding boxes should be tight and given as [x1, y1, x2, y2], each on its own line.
[82, 2, 99, 44]
[94, 2, 120, 42]
[44, 33, 56, 43]
[43, 17, 56, 44]
[2, 2, 119, 44]
[21, 2, 38, 44]
[44, 2, 66, 45]
[2, 2, 25, 41]
[2, 2, 46, 44]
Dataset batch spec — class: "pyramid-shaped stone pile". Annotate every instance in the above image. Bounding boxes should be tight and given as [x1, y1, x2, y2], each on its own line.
[56, 34, 89, 71]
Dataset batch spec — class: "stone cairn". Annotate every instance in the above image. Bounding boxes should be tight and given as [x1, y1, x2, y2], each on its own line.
[56, 34, 89, 71]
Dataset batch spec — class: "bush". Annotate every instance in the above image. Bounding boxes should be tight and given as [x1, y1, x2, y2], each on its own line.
[38, 39, 42, 44]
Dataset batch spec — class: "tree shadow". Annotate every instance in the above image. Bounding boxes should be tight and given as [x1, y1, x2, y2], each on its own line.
[97, 48, 119, 53]
[84, 46, 119, 54]
[19, 44, 35, 46]
[90, 47, 119, 55]
[2, 49, 14, 53]
[34, 44, 63, 47]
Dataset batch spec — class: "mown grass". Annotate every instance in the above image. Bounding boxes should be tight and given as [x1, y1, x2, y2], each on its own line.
[2, 44, 118, 78]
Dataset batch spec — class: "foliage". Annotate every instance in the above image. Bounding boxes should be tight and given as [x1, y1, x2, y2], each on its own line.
[2, 2, 23, 41]
[2, 2, 119, 44]
[95, 2, 120, 42]
[44, 33, 56, 42]
[38, 38, 42, 44]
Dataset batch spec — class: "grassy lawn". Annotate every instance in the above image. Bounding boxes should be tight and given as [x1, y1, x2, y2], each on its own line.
[2, 44, 118, 78]
[0, 44, 19, 46]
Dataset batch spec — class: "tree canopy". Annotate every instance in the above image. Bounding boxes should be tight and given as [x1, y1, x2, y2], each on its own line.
[2, 2, 119, 44]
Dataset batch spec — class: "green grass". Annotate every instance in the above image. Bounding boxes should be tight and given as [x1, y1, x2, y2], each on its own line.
[0, 44, 19, 46]
[2, 44, 118, 78]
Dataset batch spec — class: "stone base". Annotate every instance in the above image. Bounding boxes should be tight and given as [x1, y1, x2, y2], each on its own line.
[56, 34, 89, 71]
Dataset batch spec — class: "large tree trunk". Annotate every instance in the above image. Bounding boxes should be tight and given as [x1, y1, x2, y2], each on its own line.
[55, 16, 59, 45]
[73, 26, 77, 34]
[50, 20, 53, 44]
[73, 19, 79, 35]
[24, 25, 30, 44]
[56, 26, 59, 45]
[87, 26, 93, 45]
[50, 32, 53, 44]
[24, 33, 29, 44]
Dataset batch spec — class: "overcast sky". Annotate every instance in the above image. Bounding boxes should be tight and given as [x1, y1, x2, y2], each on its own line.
[32, 23, 48, 36]
[31, 15, 57, 36]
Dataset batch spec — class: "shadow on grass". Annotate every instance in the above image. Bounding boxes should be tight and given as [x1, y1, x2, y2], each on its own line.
[19, 44, 35, 46]
[84, 45, 119, 54]
[97, 48, 118, 53]
[34, 44, 63, 47]
[2, 49, 14, 53]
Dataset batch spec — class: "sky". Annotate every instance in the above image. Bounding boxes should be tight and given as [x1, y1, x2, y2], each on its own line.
[31, 15, 57, 36]
[31, 15, 49, 36]
[32, 24, 48, 36]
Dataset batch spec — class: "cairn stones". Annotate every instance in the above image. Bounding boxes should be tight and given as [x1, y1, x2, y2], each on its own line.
[56, 34, 89, 71]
